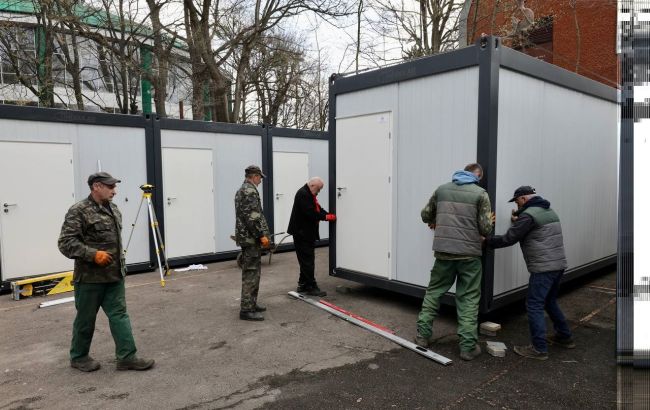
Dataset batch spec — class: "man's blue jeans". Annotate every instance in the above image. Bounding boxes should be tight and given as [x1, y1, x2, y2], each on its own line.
[527, 270, 572, 353]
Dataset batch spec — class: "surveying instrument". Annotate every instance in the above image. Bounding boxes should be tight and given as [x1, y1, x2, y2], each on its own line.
[124, 184, 170, 287]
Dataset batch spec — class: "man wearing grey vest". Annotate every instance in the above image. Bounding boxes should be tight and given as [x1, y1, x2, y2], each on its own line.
[415, 163, 494, 361]
[486, 186, 573, 360]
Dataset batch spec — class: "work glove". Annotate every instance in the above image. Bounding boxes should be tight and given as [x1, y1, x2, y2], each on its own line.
[325, 213, 336, 222]
[94, 250, 113, 266]
[260, 236, 270, 248]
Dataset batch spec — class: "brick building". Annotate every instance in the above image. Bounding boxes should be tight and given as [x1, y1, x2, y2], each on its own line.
[460, 0, 618, 87]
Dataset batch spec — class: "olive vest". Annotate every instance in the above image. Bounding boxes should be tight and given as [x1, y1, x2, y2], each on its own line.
[432, 182, 485, 257]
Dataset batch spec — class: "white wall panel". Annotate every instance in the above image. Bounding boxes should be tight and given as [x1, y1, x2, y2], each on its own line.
[0, 120, 150, 270]
[273, 137, 329, 239]
[493, 69, 618, 296]
[161, 130, 263, 254]
[395, 67, 480, 286]
[336, 84, 398, 121]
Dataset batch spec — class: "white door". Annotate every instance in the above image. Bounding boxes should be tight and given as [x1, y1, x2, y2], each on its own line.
[162, 147, 216, 258]
[273, 151, 309, 244]
[0, 142, 75, 280]
[336, 112, 392, 278]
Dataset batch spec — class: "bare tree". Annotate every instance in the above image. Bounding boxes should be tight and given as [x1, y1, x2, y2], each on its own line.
[371, 0, 465, 59]
[181, 0, 351, 122]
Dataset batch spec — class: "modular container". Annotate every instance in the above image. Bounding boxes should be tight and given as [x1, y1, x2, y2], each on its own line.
[328, 37, 617, 313]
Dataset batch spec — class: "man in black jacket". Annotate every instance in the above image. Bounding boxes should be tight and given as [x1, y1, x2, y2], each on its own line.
[485, 186, 573, 361]
[287, 177, 336, 296]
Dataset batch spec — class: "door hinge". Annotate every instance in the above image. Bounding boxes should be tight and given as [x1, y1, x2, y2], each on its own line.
[388, 252, 391, 258]
[388, 176, 391, 183]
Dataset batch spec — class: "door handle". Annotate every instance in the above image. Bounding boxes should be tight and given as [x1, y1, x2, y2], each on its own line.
[3, 203, 17, 213]
[275, 193, 284, 199]
[167, 197, 176, 205]
[336, 187, 347, 198]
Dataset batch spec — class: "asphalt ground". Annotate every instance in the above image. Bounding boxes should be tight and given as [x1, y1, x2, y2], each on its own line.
[0, 247, 621, 409]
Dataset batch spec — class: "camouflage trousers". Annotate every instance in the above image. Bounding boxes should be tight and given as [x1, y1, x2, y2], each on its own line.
[240, 246, 262, 312]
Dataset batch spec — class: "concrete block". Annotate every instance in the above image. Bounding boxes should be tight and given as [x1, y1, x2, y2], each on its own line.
[480, 321, 501, 336]
[486, 341, 507, 357]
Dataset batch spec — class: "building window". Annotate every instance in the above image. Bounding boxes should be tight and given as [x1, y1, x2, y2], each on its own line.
[0, 27, 36, 85]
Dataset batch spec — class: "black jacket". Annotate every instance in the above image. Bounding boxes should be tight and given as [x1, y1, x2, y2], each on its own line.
[287, 184, 328, 242]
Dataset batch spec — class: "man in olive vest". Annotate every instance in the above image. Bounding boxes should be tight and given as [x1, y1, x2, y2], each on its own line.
[415, 163, 494, 361]
[486, 186, 573, 360]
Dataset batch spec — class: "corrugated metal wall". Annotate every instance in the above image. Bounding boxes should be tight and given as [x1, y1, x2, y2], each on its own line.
[160, 130, 263, 255]
[0, 119, 150, 269]
[272, 137, 330, 240]
[493, 69, 618, 296]
[395, 67, 480, 286]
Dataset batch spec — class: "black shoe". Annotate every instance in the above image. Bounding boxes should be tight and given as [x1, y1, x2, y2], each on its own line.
[414, 332, 434, 348]
[254, 304, 267, 312]
[305, 288, 327, 297]
[70, 356, 101, 372]
[460, 345, 482, 361]
[116, 356, 155, 371]
[514, 344, 548, 360]
[547, 334, 575, 349]
[240, 311, 265, 321]
[296, 285, 311, 293]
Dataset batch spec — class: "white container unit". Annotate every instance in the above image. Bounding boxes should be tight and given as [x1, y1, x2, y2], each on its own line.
[157, 119, 266, 265]
[328, 37, 618, 313]
[269, 127, 329, 245]
[0, 107, 152, 284]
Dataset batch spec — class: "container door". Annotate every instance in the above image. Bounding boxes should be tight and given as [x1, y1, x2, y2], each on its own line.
[0, 142, 74, 280]
[273, 151, 309, 244]
[162, 147, 216, 258]
[335, 112, 392, 278]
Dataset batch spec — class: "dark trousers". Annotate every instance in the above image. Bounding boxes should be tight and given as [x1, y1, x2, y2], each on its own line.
[527, 270, 572, 352]
[294, 235, 317, 288]
[70, 280, 137, 361]
[240, 245, 262, 311]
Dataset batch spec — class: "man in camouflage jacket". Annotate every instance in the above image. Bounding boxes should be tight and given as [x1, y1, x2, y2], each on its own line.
[415, 163, 494, 361]
[235, 165, 271, 321]
[58, 172, 154, 372]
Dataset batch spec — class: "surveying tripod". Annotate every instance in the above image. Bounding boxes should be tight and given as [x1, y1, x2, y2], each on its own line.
[124, 184, 170, 287]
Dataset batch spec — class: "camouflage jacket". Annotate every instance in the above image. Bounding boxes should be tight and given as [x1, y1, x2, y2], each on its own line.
[58, 195, 125, 283]
[234, 181, 270, 247]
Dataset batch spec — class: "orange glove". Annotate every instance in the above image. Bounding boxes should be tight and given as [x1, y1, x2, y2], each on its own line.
[325, 214, 336, 221]
[94, 250, 113, 266]
[260, 236, 270, 248]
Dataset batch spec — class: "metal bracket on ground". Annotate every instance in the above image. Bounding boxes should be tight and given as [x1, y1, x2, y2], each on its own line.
[10, 271, 74, 301]
[288, 291, 452, 366]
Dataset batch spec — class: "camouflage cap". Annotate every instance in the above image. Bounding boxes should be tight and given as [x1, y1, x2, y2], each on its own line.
[508, 185, 536, 202]
[88, 171, 121, 187]
[245, 165, 266, 178]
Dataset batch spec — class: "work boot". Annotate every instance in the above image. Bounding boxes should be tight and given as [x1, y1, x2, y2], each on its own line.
[413, 332, 434, 348]
[514, 345, 548, 361]
[70, 356, 101, 372]
[460, 344, 482, 361]
[304, 286, 326, 297]
[239, 311, 265, 321]
[254, 304, 267, 312]
[547, 334, 576, 349]
[116, 356, 155, 371]
[296, 284, 311, 293]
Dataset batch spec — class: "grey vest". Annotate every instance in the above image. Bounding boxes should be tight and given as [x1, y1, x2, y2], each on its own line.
[520, 206, 568, 273]
[432, 182, 485, 257]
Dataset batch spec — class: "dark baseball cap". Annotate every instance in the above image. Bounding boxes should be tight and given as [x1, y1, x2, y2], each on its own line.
[508, 186, 536, 202]
[87, 172, 121, 187]
[245, 165, 266, 178]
